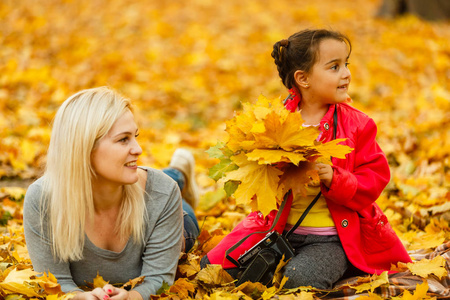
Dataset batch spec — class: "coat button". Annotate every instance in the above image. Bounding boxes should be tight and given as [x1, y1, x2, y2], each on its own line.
[324, 123, 330, 130]
[341, 219, 349, 228]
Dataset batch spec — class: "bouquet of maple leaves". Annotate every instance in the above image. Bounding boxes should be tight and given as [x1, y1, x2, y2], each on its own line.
[208, 95, 353, 216]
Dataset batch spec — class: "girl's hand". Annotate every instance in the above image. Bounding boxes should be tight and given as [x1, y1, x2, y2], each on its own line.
[315, 163, 333, 188]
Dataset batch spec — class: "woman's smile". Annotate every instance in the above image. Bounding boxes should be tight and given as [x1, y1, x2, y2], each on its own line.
[91, 110, 142, 187]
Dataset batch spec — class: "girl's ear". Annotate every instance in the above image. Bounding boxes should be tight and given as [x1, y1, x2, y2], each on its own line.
[294, 70, 309, 88]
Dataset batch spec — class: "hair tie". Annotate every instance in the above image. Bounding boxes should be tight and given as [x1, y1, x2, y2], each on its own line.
[279, 39, 289, 47]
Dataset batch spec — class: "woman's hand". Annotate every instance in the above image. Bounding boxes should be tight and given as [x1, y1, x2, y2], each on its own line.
[72, 285, 142, 300]
[104, 285, 143, 300]
[315, 163, 333, 188]
[72, 288, 110, 300]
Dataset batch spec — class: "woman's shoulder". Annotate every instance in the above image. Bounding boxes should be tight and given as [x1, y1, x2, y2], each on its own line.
[138, 166, 178, 196]
[23, 177, 47, 213]
[25, 177, 45, 200]
[138, 167, 181, 216]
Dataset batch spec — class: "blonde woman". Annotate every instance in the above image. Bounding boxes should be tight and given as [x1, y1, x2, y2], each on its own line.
[24, 87, 187, 300]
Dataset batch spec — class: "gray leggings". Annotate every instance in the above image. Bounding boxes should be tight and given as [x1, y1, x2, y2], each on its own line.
[283, 234, 349, 289]
[200, 234, 349, 289]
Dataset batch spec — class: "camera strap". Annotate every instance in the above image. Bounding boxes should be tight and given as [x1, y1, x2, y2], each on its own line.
[225, 190, 292, 268]
[284, 191, 321, 238]
[225, 106, 338, 268]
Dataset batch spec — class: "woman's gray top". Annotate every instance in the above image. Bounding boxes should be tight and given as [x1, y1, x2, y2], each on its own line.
[23, 167, 183, 299]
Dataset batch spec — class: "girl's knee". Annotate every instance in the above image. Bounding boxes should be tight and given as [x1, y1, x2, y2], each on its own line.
[282, 257, 347, 289]
[283, 267, 334, 289]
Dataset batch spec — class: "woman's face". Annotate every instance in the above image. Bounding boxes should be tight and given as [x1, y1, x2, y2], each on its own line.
[91, 110, 142, 188]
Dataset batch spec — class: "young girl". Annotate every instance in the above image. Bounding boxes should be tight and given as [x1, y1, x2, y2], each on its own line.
[23, 87, 198, 300]
[270, 29, 411, 289]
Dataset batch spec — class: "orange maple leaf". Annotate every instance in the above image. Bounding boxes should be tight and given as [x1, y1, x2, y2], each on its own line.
[168, 278, 196, 299]
[277, 163, 318, 204]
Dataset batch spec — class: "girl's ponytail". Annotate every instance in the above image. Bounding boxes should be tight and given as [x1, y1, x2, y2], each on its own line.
[271, 39, 290, 88]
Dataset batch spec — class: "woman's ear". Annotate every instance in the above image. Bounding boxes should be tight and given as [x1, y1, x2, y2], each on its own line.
[294, 70, 309, 88]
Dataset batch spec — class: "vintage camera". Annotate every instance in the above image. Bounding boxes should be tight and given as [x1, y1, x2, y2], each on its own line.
[238, 231, 294, 266]
[235, 231, 295, 286]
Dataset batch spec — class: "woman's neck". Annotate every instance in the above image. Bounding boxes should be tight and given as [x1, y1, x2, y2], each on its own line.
[91, 183, 123, 212]
[299, 101, 329, 126]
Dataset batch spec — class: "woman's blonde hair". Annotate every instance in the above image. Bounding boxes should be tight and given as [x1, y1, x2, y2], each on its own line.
[42, 86, 146, 262]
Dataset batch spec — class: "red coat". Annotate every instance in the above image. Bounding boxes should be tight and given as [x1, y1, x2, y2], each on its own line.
[286, 101, 412, 274]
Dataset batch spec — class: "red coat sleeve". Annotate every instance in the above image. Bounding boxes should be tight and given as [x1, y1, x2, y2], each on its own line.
[321, 118, 390, 212]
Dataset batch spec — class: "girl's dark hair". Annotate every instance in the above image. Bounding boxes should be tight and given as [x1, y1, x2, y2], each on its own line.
[271, 29, 352, 89]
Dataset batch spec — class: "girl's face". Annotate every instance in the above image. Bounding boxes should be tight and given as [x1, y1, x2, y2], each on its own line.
[91, 110, 142, 188]
[305, 38, 351, 105]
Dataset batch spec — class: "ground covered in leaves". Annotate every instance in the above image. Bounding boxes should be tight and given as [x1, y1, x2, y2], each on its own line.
[0, 0, 449, 299]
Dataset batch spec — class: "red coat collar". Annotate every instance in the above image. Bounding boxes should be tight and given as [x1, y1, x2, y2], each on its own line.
[284, 87, 337, 142]
[284, 87, 301, 112]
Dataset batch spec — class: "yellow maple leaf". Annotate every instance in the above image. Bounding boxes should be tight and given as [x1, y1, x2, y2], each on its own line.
[225, 95, 317, 153]
[351, 271, 389, 293]
[409, 232, 446, 251]
[223, 153, 283, 215]
[407, 256, 448, 279]
[272, 255, 291, 288]
[232, 280, 266, 294]
[283, 291, 314, 300]
[251, 121, 266, 134]
[178, 254, 202, 277]
[261, 286, 278, 300]
[195, 265, 235, 286]
[226, 120, 252, 152]
[425, 219, 450, 235]
[0, 268, 42, 297]
[253, 100, 272, 116]
[246, 148, 308, 165]
[251, 110, 319, 151]
[252, 99, 272, 120]
[178, 262, 201, 278]
[208, 290, 250, 300]
[355, 292, 385, 300]
[314, 138, 354, 159]
[234, 112, 257, 141]
[253, 95, 289, 122]
[93, 272, 109, 288]
[14, 244, 30, 263]
[397, 281, 432, 300]
[46, 293, 76, 300]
